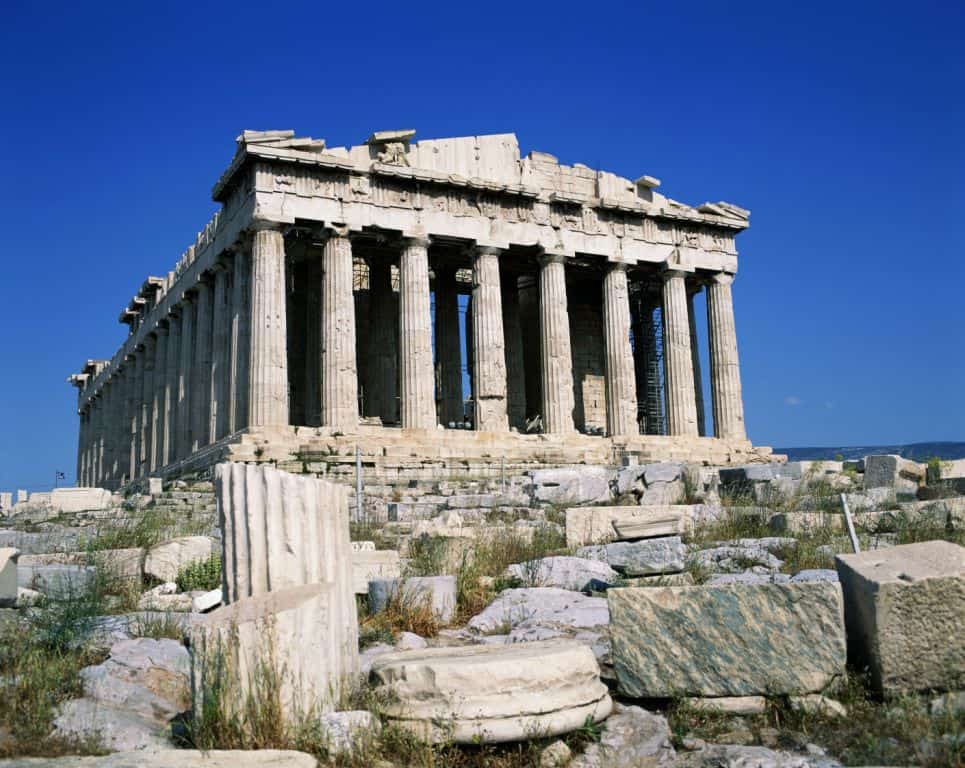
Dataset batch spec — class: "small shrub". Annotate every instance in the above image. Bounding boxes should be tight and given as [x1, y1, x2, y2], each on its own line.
[176, 553, 222, 592]
[128, 611, 185, 640]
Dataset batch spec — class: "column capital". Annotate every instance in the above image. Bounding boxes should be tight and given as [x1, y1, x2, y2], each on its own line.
[662, 267, 689, 281]
[248, 217, 288, 234]
[474, 243, 504, 257]
[402, 233, 431, 249]
[606, 261, 629, 273]
[538, 251, 568, 267]
[710, 271, 736, 286]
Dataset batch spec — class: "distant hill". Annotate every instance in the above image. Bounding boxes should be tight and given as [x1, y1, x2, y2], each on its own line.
[776, 442, 965, 462]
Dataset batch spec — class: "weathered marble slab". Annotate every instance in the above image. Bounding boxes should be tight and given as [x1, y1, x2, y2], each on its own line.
[609, 583, 846, 697]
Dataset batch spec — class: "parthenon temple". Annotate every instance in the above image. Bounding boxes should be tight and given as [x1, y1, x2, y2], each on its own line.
[70, 129, 773, 489]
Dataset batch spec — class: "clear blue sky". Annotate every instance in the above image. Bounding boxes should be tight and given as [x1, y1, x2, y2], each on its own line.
[1, 0, 962, 490]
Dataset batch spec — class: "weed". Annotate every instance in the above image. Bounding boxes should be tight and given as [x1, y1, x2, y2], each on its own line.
[128, 612, 186, 641]
[176, 553, 222, 592]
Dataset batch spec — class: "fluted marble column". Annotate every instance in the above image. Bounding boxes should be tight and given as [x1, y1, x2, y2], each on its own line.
[319, 230, 359, 429]
[687, 285, 706, 437]
[163, 313, 180, 467]
[603, 263, 638, 436]
[248, 226, 290, 427]
[88, 397, 101, 486]
[539, 254, 575, 434]
[192, 279, 213, 451]
[210, 265, 230, 442]
[126, 352, 140, 480]
[434, 266, 463, 426]
[100, 385, 112, 485]
[471, 247, 508, 431]
[366, 257, 398, 424]
[151, 327, 167, 473]
[707, 272, 747, 440]
[398, 236, 436, 429]
[139, 336, 156, 476]
[501, 271, 526, 430]
[229, 248, 250, 433]
[177, 297, 196, 460]
[661, 270, 699, 436]
[76, 406, 87, 486]
[105, 379, 119, 485]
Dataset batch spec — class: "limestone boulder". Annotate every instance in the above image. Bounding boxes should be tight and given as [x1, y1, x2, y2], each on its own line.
[569, 703, 676, 768]
[21, 563, 96, 599]
[530, 467, 613, 505]
[835, 540, 965, 693]
[91, 548, 144, 581]
[53, 698, 172, 751]
[863, 454, 925, 495]
[0, 751, 320, 767]
[370, 640, 612, 743]
[368, 575, 456, 622]
[578, 537, 687, 576]
[673, 745, 836, 768]
[317, 710, 381, 757]
[0, 547, 18, 607]
[52, 637, 190, 751]
[144, 535, 214, 583]
[468, 587, 609, 635]
[505, 556, 618, 591]
[79, 638, 190, 722]
[609, 583, 846, 697]
[138, 582, 192, 612]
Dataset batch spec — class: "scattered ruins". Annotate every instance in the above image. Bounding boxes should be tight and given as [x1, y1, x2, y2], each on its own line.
[69, 129, 773, 491]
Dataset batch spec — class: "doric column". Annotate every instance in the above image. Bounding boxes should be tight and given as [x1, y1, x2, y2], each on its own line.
[100, 385, 112, 486]
[248, 225, 290, 427]
[707, 272, 747, 440]
[366, 257, 397, 425]
[163, 313, 180, 468]
[501, 271, 526, 431]
[177, 297, 196, 460]
[106, 379, 119, 486]
[151, 327, 167, 473]
[192, 278, 213, 451]
[434, 266, 462, 426]
[538, 254, 575, 434]
[209, 265, 230, 442]
[319, 229, 359, 429]
[140, 336, 156, 476]
[661, 270, 699, 436]
[229, 248, 250, 433]
[687, 284, 706, 437]
[88, 397, 101, 486]
[471, 246, 508, 432]
[465, 295, 474, 409]
[398, 236, 436, 429]
[126, 352, 140, 481]
[602, 263, 638, 436]
[76, 405, 87, 486]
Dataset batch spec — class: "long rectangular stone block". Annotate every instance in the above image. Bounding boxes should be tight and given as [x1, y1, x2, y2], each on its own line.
[50, 487, 113, 513]
[566, 506, 687, 547]
[835, 540, 965, 693]
[609, 583, 846, 697]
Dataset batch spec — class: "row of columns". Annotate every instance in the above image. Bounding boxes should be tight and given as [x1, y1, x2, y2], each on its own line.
[77, 224, 748, 488]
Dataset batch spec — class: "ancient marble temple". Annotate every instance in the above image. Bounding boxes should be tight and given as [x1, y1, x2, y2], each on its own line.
[70, 130, 772, 489]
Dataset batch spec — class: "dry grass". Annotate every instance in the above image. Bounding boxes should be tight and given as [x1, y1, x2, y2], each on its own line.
[667, 674, 964, 767]
[0, 589, 109, 757]
[360, 584, 441, 640]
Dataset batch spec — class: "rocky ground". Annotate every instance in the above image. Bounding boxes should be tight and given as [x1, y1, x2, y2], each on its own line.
[0, 455, 962, 767]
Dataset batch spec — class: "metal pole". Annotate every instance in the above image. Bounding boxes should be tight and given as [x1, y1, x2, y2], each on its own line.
[841, 493, 860, 554]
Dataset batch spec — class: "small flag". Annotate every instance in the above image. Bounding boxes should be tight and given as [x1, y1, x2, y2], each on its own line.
[55, 471, 65, 480]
